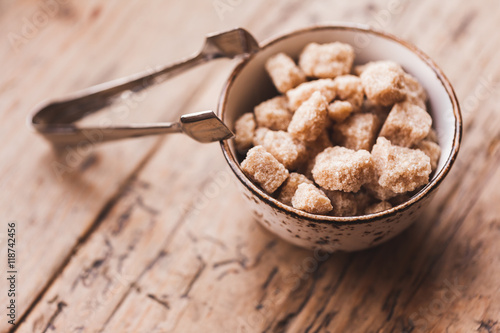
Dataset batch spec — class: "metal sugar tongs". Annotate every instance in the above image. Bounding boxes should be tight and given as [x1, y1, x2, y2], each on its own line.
[30, 28, 260, 146]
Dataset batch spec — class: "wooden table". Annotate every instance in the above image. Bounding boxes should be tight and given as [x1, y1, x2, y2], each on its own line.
[1, 0, 499, 332]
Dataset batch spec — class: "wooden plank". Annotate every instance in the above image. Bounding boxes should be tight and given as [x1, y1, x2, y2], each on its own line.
[3, 0, 500, 332]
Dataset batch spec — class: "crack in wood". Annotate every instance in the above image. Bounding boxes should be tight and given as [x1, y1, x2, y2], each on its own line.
[146, 294, 170, 310]
[141, 250, 169, 279]
[383, 289, 401, 321]
[274, 280, 316, 332]
[186, 230, 227, 251]
[249, 240, 278, 269]
[136, 195, 160, 215]
[186, 231, 198, 243]
[116, 232, 142, 274]
[452, 10, 477, 41]
[477, 319, 498, 332]
[41, 301, 67, 333]
[402, 318, 415, 333]
[111, 203, 134, 236]
[312, 311, 338, 333]
[101, 267, 115, 296]
[47, 295, 58, 304]
[256, 266, 280, 310]
[346, 285, 375, 325]
[212, 258, 245, 269]
[488, 135, 500, 156]
[201, 235, 228, 250]
[71, 238, 113, 291]
[181, 256, 207, 298]
[213, 240, 277, 271]
[72, 326, 85, 333]
[216, 268, 240, 281]
[97, 284, 135, 333]
[261, 266, 278, 290]
[78, 153, 99, 172]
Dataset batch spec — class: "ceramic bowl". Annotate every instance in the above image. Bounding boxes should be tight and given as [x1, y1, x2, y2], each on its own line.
[218, 24, 462, 252]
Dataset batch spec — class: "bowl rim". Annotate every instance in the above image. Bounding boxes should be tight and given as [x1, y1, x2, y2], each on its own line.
[218, 23, 462, 225]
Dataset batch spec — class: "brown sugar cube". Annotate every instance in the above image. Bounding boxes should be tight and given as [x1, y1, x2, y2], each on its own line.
[371, 137, 431, 193]
[323, 114, 334, 132]
[379, 101, 432, 147]
[363, 99, 391, 123]
[253, 127, 269, 146]
[355, 190, 375, 213]
[312, 146, 374, 193]
[371, 106, 390, 124]
[364, 179, 399, 201]
[305, 130, 334, 158]
[234, 112, 256, 153]
[333, 75, 365, 110]
[297, 159, 312, 180]
[241, 145, 289, 194]
[328, 100, 353, 122]
[324, 190, 362, 217]
[365, 201, 392, 214]
[259, 130, 307, 170]
[298, 130, 334, 179]
[360, 61, 406, 106]
[353, 63, 369, 76]
[292, 183, 332, 214]
[333, 113, 381, 151]
[414, 140, 441, 171]
[277, 172, 313, 206]
[389, 193, 412, 206]
[426, 128, 438, 143]
[299, 42, 355, 79]
[403, 73, 427, 109]
[288, 91, 328, 142]
[298, 157, 316, 181]
[286, 79, 336, 111]
[254, 96, 292, 131]
[265, 53, 306, 93]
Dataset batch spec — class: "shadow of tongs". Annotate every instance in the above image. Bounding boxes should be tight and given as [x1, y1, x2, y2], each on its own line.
[29, 28, 260, 146]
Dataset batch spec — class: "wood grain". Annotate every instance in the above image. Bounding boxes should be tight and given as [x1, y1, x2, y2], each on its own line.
[0, 0, 499, 332]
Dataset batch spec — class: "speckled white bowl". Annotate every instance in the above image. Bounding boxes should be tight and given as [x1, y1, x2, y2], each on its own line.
[219, 24, 462, 252]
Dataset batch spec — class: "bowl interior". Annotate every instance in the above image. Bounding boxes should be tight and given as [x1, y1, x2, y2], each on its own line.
[219, 25, 460, 217]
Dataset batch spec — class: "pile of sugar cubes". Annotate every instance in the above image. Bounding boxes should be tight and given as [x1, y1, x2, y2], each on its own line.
[235, 42, 441, 216]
